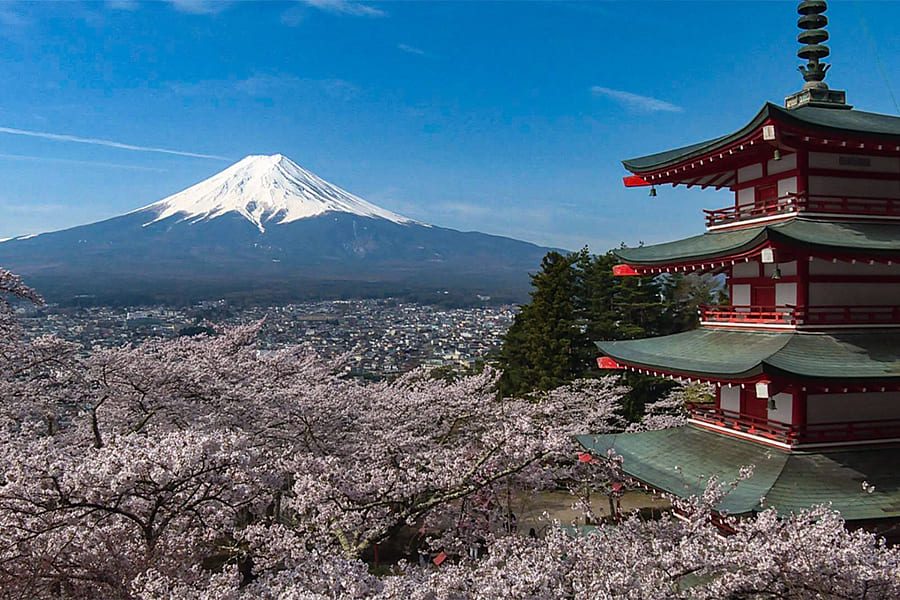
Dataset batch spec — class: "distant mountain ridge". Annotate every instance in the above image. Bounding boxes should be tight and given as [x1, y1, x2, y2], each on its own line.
[0, 154, 554, 305]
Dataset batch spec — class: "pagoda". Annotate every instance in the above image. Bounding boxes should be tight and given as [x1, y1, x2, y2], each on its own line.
[579, 0, 900, 536]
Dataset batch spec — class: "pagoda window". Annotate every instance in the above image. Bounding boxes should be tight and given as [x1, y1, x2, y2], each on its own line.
[732, 261, 760, 278]
[731, 284, 751, 307]
[737, 163, 764, 183]
[809, 282, 900, 306]
[807, 175, 900, 200]
[776, 176, 798, 198]
[736, 187, 755, 210]
[808, 152, 900, 174]
[768, 392, 794, 425]
[763, 261, 797, 278]
[767, 152, 797, 175]
[719, 386, 740, 414]
[775, 282, 797, 307]
[807, 391, 900, 425]
[809, 260, 900, 277]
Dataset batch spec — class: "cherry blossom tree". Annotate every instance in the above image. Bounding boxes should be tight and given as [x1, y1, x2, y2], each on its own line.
[3, 266, 900, 600]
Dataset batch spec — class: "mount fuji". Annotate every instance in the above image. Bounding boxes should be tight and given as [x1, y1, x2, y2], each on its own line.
[0, 155, 554, 304]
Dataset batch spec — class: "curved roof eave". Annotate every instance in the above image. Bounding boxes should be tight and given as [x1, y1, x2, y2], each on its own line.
[577, 427, 900, 521]
[596, 329, 900, 382]
[622, 102, 900, 174]
[622, 103, 775, 173]
[612, 219, 900, 267]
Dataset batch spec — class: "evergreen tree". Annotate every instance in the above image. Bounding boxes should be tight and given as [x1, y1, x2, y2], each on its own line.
[496, 248, 721, 418]
[497, 251, 581, 396]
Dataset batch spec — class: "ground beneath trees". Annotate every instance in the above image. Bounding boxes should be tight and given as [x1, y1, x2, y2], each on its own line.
[515, 490, 672, 534]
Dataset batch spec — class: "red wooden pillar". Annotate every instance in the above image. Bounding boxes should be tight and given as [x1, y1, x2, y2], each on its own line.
[797, 253, 810, 320]
[796, 150, 809, 200]
[792, 387, 807, 441]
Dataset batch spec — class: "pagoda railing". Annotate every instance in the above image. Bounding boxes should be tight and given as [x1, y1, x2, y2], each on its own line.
[687, 403, 900, 446]
[700, 305, 799, 325]
[700, 304, 900, 327]
[704, 192, 900, 228]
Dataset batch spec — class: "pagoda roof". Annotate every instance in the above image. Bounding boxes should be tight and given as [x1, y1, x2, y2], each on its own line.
[596, 328, 900, 382]
[624, 102, 900, 174]
[614, 218, 900, 267]
[577, 426, 900, 521]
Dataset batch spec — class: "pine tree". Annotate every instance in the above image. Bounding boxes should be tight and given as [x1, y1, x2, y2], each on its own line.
[497, 251, 580, 396]
[496, 248, 721, 417]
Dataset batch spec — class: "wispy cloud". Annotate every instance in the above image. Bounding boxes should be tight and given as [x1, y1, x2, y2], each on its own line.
[0, 9, 28, 28]
[107, 0, 229, 13]
[168, 73, 359, 102]
[105, 0, 140, 10]
[397, 43, 427, 56]
[0, 153, 167, 172]
[591, 86, 682, 113]
[0, 126, 228, 160]
[166, 0, 229, 15]
[298, 0, 385, 18]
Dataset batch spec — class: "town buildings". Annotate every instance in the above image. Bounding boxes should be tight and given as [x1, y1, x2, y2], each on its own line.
[17, 299, 515, 380]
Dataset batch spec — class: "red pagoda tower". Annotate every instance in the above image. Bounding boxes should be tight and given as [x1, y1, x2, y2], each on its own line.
[579, 1, 900, 534]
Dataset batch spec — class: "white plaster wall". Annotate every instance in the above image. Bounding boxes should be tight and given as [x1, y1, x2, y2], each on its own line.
[738, 163, 764, 184]
[807, 391, 900, 423]
[720, 386, 740, 413]
[731, 284, 751, 306]
[775, 283, 797, 306]
[768, 392, 793, 424]
[777, 176, 798, 197]
[768, 153, 798, 175]
[763, 261, 797, 278]
[780, 261, 798, 277]
[732, 261, 759, 278]
[809, 260, 900, 276]
[737, 187, 755, 207]
[808, 282, 900, 305]
[808, 175, 900, 199]
[809, 152, 900, 173]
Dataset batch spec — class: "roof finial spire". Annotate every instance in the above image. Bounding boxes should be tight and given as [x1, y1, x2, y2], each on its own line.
[797, 0, 830, 89]
[785, 0, 850, 109]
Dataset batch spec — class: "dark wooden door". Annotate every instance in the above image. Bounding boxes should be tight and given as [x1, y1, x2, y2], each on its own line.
[752, 285, 776, 308]
[756, 183, 778, 213]
[742, 388, 768, 422]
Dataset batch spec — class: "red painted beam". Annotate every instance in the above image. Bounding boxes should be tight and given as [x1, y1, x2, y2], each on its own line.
[597, 356, 624, 370]
[623, 174, 651, 188]
[613, 264, 640, 276]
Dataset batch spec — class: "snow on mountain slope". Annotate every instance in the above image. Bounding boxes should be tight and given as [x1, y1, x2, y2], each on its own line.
[136, 154, 414, 233]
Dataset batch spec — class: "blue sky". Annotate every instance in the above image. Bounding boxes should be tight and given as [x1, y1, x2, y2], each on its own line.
[1, 0, 899, 252]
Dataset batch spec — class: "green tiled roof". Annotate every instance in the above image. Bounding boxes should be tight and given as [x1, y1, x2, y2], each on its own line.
[597, 329, 900, 382]
[577, 426, 900, 521]
[614, 219, 900, 265]
[623, 103, 900, 173]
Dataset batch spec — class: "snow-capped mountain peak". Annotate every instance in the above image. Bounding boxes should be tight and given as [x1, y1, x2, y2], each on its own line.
[137, 154, 414, 232]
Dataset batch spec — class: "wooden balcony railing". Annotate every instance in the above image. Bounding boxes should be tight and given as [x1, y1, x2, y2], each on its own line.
[700, 305, 799, 325]
[687, 403, 795, 443]
[704, 192, 900, 228]
[700, 305, 900, 327]
[687, 403, 900, 446]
